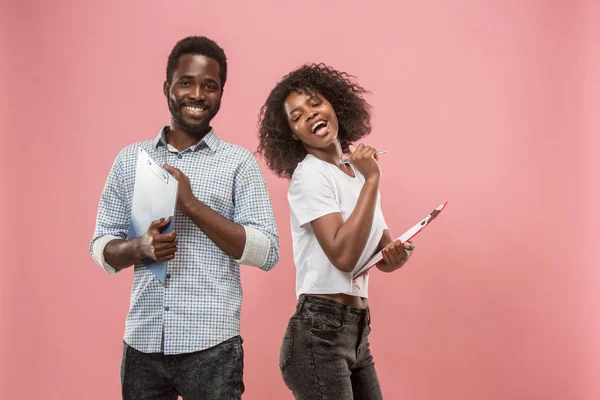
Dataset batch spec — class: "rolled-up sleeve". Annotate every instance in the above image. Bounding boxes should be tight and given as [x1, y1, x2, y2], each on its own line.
[89, 152, 130, 275]
[232, 155, 279, 271]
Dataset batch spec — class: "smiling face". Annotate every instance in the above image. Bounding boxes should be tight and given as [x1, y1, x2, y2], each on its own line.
[164, 54, 222, 136]
[284, 89, 340, 151]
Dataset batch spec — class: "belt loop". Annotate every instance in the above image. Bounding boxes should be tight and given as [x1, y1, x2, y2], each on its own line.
[297, 294, 307, 312]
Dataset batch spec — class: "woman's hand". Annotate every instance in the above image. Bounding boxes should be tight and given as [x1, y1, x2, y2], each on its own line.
[381, 240, 414, 266]
[349, 144, 381, 182]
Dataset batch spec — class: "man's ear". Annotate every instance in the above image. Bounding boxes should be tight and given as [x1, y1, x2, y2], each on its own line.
[163, 81, 169, 98]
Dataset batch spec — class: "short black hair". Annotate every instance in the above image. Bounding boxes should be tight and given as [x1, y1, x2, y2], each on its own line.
[257, 63, 372, 180]
[166, 36, 228, 88]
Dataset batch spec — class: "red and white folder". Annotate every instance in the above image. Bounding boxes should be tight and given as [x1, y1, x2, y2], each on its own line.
[353, 202, 448, 280]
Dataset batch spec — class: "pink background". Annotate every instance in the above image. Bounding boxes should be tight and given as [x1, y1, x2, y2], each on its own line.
[1, 1, 598, 399]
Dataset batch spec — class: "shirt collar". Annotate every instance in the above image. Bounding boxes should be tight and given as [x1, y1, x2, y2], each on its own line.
[153, 126, 220, 153]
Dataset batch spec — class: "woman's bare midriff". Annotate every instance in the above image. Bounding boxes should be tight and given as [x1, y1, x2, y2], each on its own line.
[313, 293, 369, 309]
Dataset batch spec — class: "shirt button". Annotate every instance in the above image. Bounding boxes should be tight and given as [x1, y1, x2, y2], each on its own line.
[164, 306, 170, 311]
[177, 154, 183, 159]
[166, 273, 171, 279]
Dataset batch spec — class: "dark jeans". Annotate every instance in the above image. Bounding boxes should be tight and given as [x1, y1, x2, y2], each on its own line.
[280, 294, 383, 400]
[121, 336, 244, 400]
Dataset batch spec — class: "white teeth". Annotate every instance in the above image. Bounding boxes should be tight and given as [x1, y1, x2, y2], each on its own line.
[186, 106, 205, 112]
[311, 120, 327, 133]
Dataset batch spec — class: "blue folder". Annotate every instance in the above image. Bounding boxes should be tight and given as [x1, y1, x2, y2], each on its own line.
[128, 147, 179, 283]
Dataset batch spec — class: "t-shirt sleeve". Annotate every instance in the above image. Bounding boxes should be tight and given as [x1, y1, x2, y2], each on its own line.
[288, 164, 341, 228]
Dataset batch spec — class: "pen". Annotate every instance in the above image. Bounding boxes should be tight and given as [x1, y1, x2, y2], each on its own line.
[339, 151, 387, 165]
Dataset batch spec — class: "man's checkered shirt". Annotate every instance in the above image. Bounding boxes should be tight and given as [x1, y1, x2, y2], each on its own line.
[90, 128, 279, 355]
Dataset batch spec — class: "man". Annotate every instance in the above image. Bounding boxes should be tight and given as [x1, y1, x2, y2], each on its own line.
[90, 36, 279, 399]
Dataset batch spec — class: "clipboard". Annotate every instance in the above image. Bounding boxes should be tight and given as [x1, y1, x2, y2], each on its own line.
[128, 147, 179, 283]
[353, 201, 448, 280]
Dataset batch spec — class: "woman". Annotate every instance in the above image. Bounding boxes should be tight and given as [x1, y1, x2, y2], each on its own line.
[257, 64, 415, 399]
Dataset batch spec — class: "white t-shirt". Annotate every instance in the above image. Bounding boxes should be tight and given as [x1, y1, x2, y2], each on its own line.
[288, 154, 388, 299]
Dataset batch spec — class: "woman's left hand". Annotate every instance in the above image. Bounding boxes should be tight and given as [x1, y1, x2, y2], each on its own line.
[381, 240, 415, 265]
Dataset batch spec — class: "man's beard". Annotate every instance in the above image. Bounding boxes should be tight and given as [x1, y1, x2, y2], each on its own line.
[168, 98, 220, 135]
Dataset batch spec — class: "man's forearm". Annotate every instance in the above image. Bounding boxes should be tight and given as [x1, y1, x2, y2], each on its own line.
[104, 238, 144, 271]
[183, 198, 246, 259]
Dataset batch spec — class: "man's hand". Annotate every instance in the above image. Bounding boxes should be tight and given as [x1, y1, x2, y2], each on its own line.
[139, 217, 177, 261]
[163, 164, 196, 213]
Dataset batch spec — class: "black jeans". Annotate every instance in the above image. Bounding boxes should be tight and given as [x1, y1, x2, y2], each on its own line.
[280, 294, 383, 400]
[121, 336, 244, 400]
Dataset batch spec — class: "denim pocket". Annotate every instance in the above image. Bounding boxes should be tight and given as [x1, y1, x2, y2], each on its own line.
[311, 311, 344, 332]
[279, 323, 295, 371]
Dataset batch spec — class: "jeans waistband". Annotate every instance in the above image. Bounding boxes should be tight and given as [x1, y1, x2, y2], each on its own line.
[297, 294, 370, 323]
